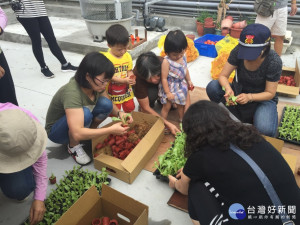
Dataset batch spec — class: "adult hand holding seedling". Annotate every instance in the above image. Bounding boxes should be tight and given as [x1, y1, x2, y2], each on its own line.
[109, 122, 129, 135]
[222, 86, 237, 106]
[29, 200, 46, 225]
[236, 93, 252, 105]
[119, 111, 133, 125]
[222, 86, 235, 103]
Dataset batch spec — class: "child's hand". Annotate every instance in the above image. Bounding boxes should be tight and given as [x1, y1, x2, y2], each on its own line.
[125, 76, 136, 85]
[166, 92, 175, 101]
[187, 81, 194, 91]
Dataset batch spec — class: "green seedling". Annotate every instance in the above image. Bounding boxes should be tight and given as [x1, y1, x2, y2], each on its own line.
[222, 86, 237, 106]
[278, 106, 300, 142]
[49, 173, 56, 184]
[112, 113, 131, 127]
[226, 95, 238, 106]
[23, 166, 109, 225]
[155, 124, 187, 176]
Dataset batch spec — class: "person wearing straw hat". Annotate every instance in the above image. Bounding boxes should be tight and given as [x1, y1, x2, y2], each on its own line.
[0, 102, 48, 225]
[206, 23, 282, 137]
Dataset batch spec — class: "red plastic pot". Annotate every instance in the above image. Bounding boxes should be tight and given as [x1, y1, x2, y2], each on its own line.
[49, 177, 56, 184]
[230, 27, 243, 39]
[221, 18, 233, 29]
[102, 217, 110, 225]
[186, 34, 195, 40]
[204, 24, 215, 29]
[204, 17, 213, 23]
[196, 21, 204, 36]
[109, 219, 118, 225]
[92, 218, 101, 225]
[204, 17, 214, 27]
[225, 15, 234, 21]
[232, 20, 247, 29]
[221, 27, 230, 36]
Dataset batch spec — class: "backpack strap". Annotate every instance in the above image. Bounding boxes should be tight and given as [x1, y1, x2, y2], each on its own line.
[230, 143, 295, 225]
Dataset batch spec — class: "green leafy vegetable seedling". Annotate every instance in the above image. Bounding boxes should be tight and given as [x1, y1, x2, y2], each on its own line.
[112, 113, 131, 127]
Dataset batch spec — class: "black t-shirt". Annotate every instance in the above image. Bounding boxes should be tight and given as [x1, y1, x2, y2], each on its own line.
[133, 56, 163, 99]
[228, 46, 282, 102]
[183, 140, 300, 224]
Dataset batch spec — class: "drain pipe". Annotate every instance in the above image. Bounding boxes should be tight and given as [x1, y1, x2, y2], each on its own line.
[144, 0, 165, 17]
[148, 1, 255, 10]
[115, 0, 122, 20]
[132, 9, 141, 20]
[136, 0, 256, 11]
[0, 2, 10, 6]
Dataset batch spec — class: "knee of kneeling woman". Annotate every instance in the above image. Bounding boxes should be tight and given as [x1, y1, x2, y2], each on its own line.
[255, 123, 277, 137]
[206, 80, 222, 102]
[94, 97, 113, 120]
[101, 98, 113, 113]
[83, 107, 93, 126]
[4, 183, 35, 201]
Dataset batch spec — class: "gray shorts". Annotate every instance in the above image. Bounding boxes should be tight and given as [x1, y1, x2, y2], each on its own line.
[255, 7, 287, 36]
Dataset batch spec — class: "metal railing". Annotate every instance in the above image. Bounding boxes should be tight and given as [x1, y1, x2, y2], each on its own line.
[132, 0, 300, 25]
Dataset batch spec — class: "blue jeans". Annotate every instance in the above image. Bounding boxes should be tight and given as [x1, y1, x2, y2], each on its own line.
[0, 166, 35, 200]
[206, 80, 278, 137]
[48, 96, 113, 144]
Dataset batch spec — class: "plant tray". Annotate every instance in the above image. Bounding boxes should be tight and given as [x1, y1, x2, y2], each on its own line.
[21, 166, 110, 225]
[277, 106, 300, 145]
[153, 168, 170, 182]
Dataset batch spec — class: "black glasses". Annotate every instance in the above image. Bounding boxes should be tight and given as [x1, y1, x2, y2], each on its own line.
[92, 76, 109, 86]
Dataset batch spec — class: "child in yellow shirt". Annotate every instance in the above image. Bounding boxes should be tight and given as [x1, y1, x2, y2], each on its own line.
[103, 24, 135, 113]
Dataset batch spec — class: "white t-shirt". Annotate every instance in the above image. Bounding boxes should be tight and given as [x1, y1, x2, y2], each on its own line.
[14, 0, 47, 18]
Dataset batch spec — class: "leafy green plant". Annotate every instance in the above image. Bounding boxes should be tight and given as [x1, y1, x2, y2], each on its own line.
[278, 106, 300, 142]
[111, 113, 131, 126]
[197, 11, 212, 23]
[23, 166, 109, 225]
[155, 126, 187, 176]
[222, 86, 237, 106]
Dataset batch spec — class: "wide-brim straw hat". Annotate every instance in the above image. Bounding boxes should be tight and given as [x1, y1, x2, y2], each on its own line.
[0, 109, 47, 173]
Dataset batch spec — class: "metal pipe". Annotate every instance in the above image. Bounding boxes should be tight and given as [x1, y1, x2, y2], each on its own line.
[0, 2, 10, 6]
[144, 0, 165, 16]
[149, 1, 255, 10]
[134, 0, 300, 25]
[132, 9, 141, 20]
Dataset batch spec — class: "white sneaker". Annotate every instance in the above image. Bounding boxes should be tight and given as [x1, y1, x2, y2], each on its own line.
[67, 144, 91, 165]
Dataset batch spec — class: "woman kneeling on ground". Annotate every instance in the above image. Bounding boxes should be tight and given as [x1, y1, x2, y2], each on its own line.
[206, 23, 282, 137]
[45, 52, 132, 165]
[168, 100, 299, 225]
[133, 51, 185, 135]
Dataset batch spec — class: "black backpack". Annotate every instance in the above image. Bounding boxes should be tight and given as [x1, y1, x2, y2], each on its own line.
[254, 0, 276, 17]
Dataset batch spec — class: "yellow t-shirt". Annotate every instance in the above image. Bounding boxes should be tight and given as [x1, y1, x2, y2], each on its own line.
[102, 51, 134, 104]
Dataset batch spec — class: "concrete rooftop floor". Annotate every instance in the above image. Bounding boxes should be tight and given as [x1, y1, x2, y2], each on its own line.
[0, 15, 300, 225]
